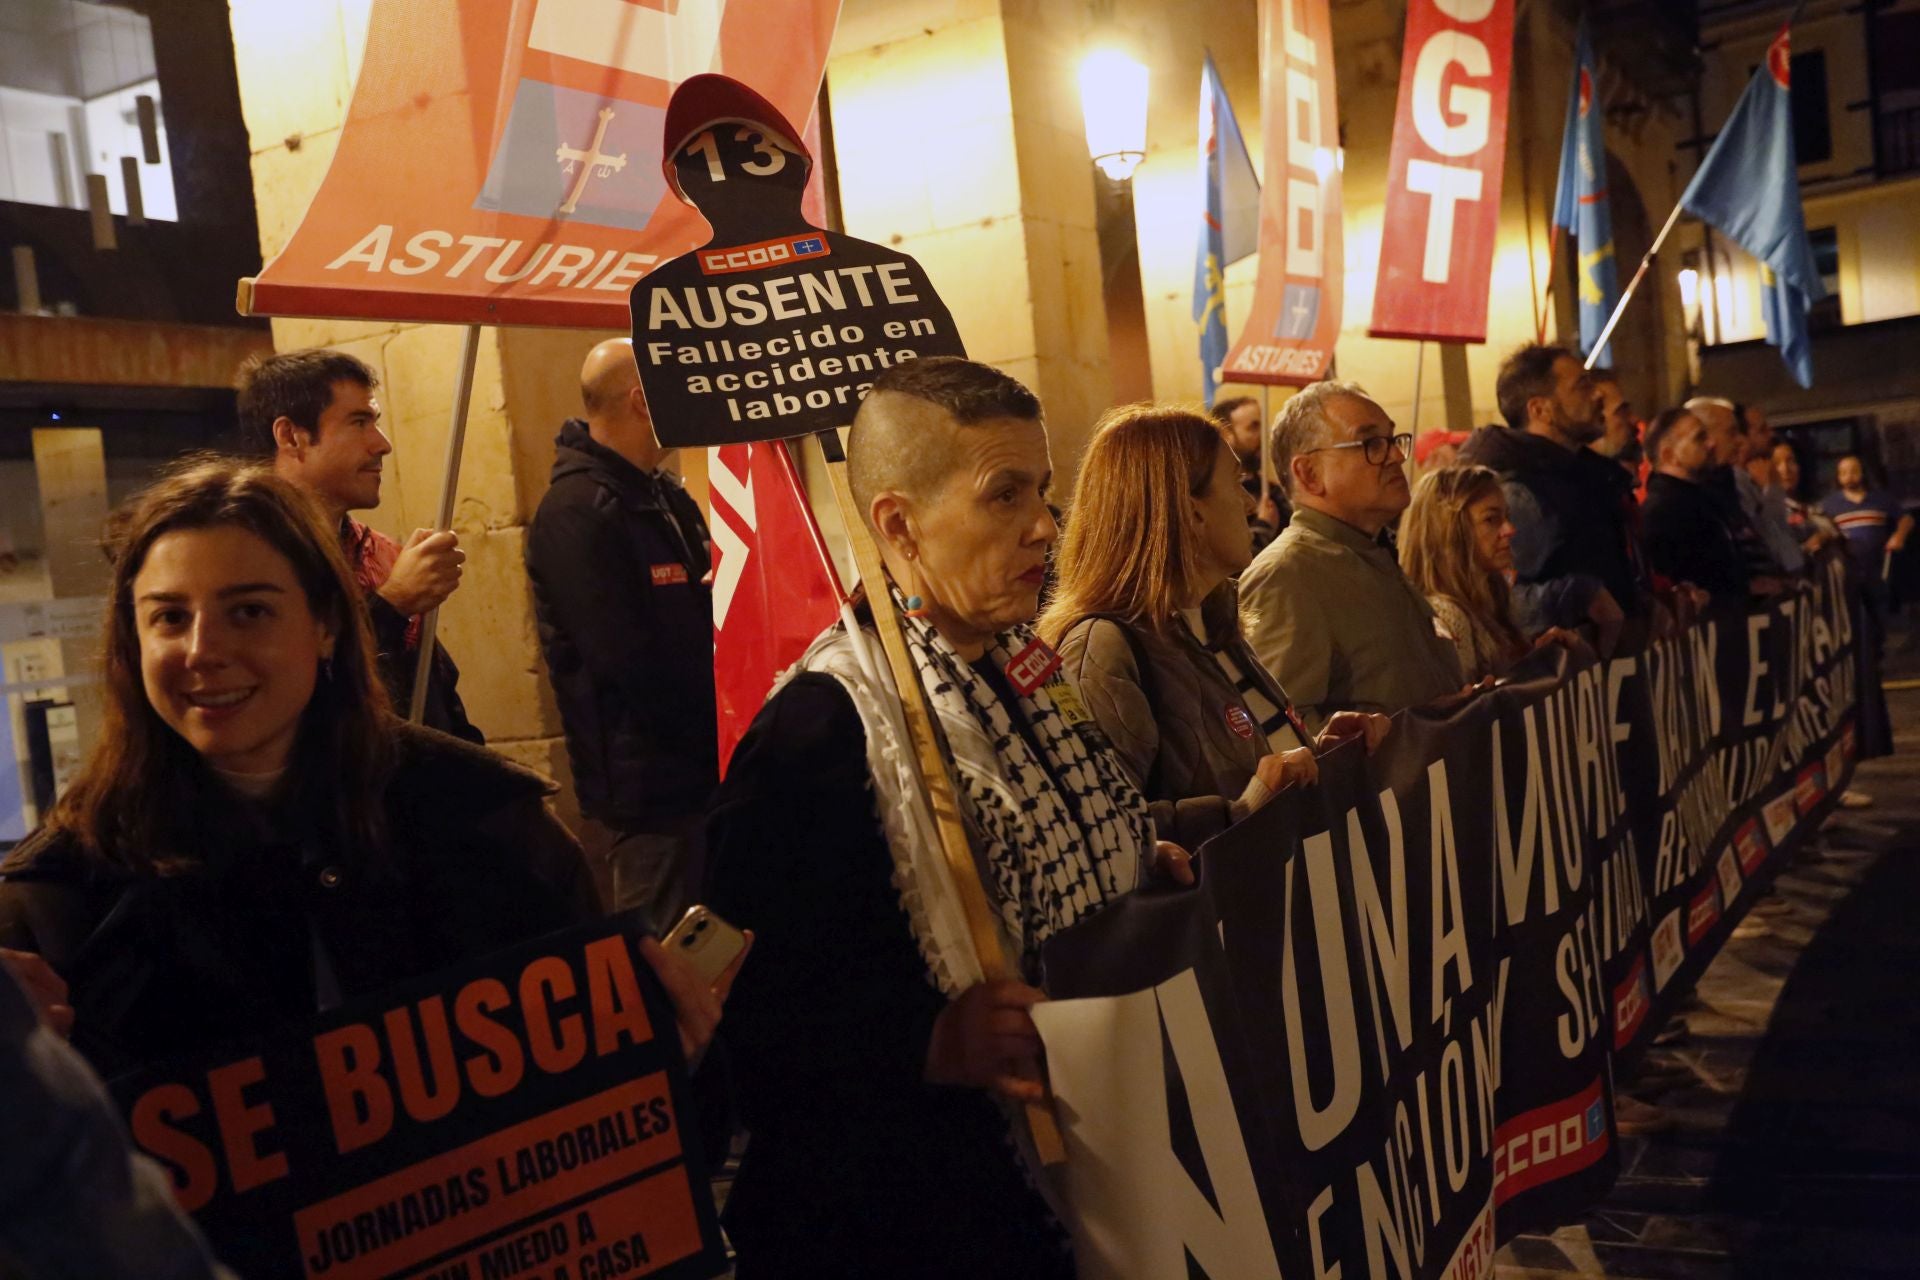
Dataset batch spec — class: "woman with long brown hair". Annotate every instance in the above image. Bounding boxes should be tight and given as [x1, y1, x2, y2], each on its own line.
[1400, 465, 1575, 682]
[1039, 404, 1387, 850]
[0, 457, 600, 1077]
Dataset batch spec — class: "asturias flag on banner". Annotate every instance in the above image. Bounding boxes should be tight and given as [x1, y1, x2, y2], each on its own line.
[242, 0, 841, 329]
[709, 441, 842, 775]
[1678, 24, 1825, 387]
[1553, 17, 1618, 367]
[1193, 52, 1261, 405]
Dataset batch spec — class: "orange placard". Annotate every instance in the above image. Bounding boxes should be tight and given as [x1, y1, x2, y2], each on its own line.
[244, 0, 840, 328]
[114, 916, 726, 1280]
[1220, 0, 1344, 386]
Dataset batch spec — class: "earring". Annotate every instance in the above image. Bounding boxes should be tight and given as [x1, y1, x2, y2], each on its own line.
[319, 656, 334, 683]
[902, 549, 932, 618]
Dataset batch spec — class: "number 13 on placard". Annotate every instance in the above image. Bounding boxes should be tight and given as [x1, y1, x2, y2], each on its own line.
[682, 128, 789, 183]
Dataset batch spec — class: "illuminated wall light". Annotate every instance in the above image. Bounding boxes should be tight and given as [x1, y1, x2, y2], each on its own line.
[1677, 266, 1700, 312]
[1079, 50, 1149, 181]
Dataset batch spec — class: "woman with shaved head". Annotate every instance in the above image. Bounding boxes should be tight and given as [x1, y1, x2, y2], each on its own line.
[705, 357, 1169, 1276]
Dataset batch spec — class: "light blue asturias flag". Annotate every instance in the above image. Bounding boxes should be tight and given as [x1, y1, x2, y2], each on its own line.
[1679, 22, 1825, 388]
[1193, 51, 1260, 406]
[1551, 17, 1618, 367]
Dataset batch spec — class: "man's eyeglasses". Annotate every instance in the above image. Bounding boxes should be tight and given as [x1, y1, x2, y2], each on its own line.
[1304, 432, 1413, 467]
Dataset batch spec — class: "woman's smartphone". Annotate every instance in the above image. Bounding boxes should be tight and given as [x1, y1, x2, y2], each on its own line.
[662, 905, 750, 986]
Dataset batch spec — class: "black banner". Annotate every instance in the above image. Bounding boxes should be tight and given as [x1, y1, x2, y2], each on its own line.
[112, 915, 725, 1280]
[1036, 554, 1860, 1278]
[633, 76, 966, 447]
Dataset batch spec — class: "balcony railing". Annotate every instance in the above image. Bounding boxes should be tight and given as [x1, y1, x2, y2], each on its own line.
[1880, 104, 1920, 178]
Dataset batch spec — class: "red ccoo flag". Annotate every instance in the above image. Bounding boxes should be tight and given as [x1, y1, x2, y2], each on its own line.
[709, 439, 843, 774]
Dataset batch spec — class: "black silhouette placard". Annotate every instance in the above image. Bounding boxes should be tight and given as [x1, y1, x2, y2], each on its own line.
[633, 76, 967, 448]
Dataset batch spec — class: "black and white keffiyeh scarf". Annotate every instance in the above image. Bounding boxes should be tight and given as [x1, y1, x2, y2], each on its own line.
[897, 608, 1155, 975]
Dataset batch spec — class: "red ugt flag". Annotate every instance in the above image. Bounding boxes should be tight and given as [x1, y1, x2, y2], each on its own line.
[709, 441, 842, 774]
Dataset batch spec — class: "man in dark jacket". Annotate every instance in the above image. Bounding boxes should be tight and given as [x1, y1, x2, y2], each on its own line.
[238, 349, 482, 742]
[1642, 407, 1751, 606]
[1213, 394, 1288, 549]
[1460, 345, 1645, 647]
[527, 338, 716, 929]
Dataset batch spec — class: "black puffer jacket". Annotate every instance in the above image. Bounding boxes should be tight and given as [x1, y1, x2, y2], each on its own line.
[1458, 425, 1649, 630]
[526, 421, 717, 828]
[0, 724, 597, 1080]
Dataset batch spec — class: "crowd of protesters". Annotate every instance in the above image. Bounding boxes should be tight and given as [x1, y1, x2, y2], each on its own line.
[0, 341, 1905, 1278]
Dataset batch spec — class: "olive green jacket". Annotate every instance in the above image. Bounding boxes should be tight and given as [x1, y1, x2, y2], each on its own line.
[1238, 505, 1463, 732]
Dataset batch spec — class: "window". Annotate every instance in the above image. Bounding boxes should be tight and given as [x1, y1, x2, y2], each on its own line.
[0, 0, 177, 219]
[1808, 226, 1841, 330]
[1873, 11, 1920, 176]
[1791, 50, 1831, 166]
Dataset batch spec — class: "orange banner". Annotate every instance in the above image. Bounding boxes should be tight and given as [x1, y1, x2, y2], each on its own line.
[1220, 0, 1344, 386]
[243, 0, 840, 329]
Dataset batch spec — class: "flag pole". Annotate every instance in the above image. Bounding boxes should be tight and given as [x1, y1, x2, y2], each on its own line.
[1537, 224, 1560, 345]
[810, 428, 1067, 1165]
[407, 323, 482, 723]
[771, 436, 881, 688]
[1582, 200, 1686, 372]
[1411, 340, 1426, 437]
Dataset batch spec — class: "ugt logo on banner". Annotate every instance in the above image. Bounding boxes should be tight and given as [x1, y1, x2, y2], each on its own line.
[1368, 0, 1516, 343]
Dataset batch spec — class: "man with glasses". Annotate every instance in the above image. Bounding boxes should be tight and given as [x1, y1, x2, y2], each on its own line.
[1240, 381, 1464, 732]
[1460, 345, 1645, 652]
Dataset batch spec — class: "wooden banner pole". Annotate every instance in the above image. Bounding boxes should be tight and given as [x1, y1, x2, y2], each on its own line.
[408, 323, 482, 724]
[811, 429, 1066, 1164]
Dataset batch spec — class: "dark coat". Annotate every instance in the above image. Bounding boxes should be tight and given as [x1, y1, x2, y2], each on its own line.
[527, 421, 717, 828]
[1642, 472, 1750, 605]
[341, 520, 484, 745]
[1458, 425, 1648, 630]
[704, 673, 1074, 1279]
[0, 724, 597, 1080]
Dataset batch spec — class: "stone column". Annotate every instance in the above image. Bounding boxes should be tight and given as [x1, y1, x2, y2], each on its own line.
[827, 0, 1114, 490]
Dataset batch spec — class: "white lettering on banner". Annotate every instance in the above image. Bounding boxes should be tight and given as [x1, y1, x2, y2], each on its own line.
[1429, 760, 1474, 1024]
[323, 224, 655, 292]
[527, 0, 725, 82]
[1351, 790, 1412, 1080]
[1493, 705, 1562, 925]
[1282, 0, 1317, 62]
[1229, 345, 1329, 377]
[1344, 995, 1497, 1277]
[1285, 70, 1324, 275]
[707, 448, 756, 629]
[1743, 613, 1772, 728]
[1405, 159, 1484, 283]
[646, 265, 919, 329]
[1411, 33, 1492, 157]
[1283, 833, 1364, 1149]
[1553, 905, 1604, 1058]
[1032, 975, 1284, 1280]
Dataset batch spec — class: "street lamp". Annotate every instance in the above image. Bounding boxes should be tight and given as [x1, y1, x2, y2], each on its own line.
[1079, 50, 1149, 181]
